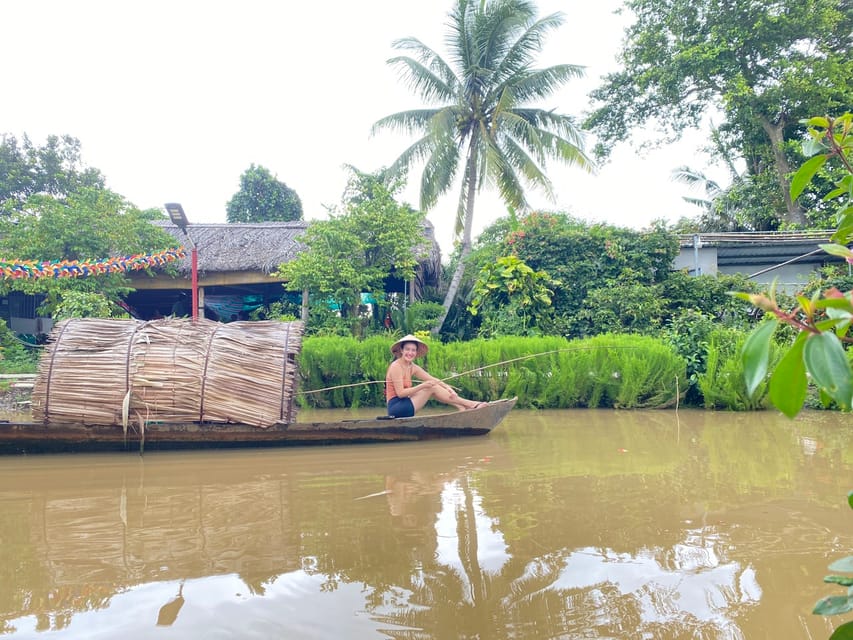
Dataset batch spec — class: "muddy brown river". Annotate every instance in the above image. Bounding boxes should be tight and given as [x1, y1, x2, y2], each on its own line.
[0, 408, 851, 638]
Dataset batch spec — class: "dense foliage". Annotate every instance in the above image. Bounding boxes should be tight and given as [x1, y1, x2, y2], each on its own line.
[468, 255, 559, 337]
[458, 212, 682, 337]
[0, 320, 40, 374]
[0, 133, 179, 318]
[373, 0, 591, 332]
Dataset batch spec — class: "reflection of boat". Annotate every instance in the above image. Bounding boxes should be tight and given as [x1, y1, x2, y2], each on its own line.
[0, 435, 507, 633]
[0, 398, 517, 453]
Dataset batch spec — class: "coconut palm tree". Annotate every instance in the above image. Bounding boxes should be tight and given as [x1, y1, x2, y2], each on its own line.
[372, 0, 592, 334]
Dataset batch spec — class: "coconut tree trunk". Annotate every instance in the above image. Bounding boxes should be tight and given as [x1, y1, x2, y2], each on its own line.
[433, 139, 479, 335]
[759, 115, 806, 226]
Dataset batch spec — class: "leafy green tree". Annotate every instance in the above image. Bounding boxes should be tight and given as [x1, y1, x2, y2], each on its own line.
[226, 164, 303, 222]
[372, 0, 592, 334]
[277, 169, 426, 331]
[0, 187, 178, 316]
[468, 255, 559, 337]
[0, 134, 104, 210]
[585, 0, 853, 227]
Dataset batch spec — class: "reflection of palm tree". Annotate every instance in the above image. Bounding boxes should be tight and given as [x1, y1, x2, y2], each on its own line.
[456, 474, 487, 616]
[373, 473, 570, 638]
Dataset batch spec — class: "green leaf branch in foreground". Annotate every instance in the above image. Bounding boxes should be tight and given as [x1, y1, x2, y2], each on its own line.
[740, 115, 853, 418]
[812, 491, 853, 637]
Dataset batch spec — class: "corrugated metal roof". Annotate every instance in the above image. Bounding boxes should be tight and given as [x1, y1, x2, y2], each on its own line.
[678, 230, 835, 246]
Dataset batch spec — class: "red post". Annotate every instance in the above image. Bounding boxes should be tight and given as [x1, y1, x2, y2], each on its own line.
[191, 246, 199, 321]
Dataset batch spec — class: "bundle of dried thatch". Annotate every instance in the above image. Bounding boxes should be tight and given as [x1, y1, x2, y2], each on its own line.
[32, 317, 304, 428]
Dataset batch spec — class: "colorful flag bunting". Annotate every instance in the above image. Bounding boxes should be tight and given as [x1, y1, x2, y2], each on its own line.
[0, 247, 186, 280]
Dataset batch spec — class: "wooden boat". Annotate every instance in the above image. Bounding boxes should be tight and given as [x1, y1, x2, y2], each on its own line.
[0, 398, 517, 454]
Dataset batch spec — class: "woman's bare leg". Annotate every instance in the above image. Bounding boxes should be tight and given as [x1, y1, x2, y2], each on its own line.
[410, 385, 479, 412]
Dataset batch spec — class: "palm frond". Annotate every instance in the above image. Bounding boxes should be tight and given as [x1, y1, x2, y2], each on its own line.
[670, 165, 707, 185]
[510, 108, 588, 150]
[491, 12, 566, 86]
[496, 110, 546, 165]
[670, 166, 723, 198]
[505, 64, 585, 103]
[501, 135, 552, 200]
[481, 130, 530, 211]
[420, 112, 463, 210]
[391, 37, 460, 90]
[500, 110, 593, 172]
[384, 135, 438, 183]
[476, 1, 536, 73]
[371, 109, 444, 137]
[447, 0, 477, 82]
[682, 196, 712, 209]
[386, 54, 458, 104]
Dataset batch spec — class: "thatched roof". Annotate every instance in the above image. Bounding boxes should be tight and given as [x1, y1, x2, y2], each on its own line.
[152, 219, 443, 287]
[153, 220, 309, 275]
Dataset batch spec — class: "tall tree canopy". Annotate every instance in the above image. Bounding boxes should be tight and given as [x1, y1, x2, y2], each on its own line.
[585, 0, 853, 228]
[372, 0, 592, 334]
[0, 134, 104, 210]
[226, 164, 303, 223]
[277, 169, 426, 325]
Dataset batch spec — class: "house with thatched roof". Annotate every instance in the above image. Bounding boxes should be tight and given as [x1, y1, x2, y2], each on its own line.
[124, 220, 442, 321]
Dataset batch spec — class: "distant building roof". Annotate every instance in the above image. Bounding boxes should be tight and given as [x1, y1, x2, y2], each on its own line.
[678, 230, 834, 247]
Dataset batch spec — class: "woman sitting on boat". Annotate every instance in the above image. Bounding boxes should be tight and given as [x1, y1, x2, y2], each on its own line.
[385, 335, 487, 418]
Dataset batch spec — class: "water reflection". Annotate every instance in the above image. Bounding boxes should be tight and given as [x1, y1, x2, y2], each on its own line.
[0, 409, 850, 638]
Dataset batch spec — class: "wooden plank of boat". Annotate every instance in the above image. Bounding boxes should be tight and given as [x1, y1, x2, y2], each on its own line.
[0, 397, 517, 453]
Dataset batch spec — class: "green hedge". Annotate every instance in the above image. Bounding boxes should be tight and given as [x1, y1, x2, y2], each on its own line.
[297, 334, 687, 410]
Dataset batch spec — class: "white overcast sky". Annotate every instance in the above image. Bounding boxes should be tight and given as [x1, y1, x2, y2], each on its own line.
[3, 0, 723, 256]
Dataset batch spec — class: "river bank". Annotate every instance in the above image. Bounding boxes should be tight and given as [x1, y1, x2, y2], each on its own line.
[0, 374, 33, 415]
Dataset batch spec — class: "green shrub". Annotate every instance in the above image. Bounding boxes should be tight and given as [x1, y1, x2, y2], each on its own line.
[697, 326, 781, 410]
[389, 301, 445, 334]
[557, 334, 686, 408]
[573, 278, 666, 337]
[660, 309, 717, 405]
[0, 320, 40, 374]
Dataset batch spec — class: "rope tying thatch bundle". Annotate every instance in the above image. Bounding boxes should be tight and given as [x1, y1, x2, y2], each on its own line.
[32, 317, 304, 428]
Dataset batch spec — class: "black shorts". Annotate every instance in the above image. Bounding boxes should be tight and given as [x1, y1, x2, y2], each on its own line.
[387, 397, 415, 418]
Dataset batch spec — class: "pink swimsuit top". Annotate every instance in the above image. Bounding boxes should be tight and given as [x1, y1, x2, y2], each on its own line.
[385, 362, 413, 402]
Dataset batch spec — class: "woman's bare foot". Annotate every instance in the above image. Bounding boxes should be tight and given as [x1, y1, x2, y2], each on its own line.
[465, 401, 488, 410]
